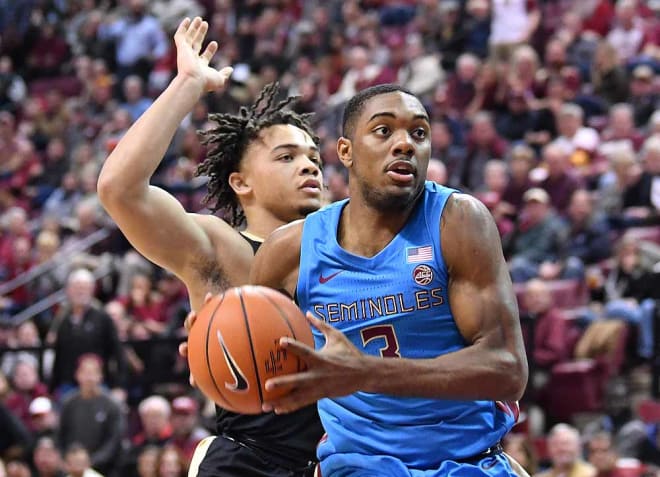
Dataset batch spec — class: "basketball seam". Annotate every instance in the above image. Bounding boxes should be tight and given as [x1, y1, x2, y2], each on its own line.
[238, 289, 264, 407]
[204, 293, 233, 409]
[257, 289, 303, 373]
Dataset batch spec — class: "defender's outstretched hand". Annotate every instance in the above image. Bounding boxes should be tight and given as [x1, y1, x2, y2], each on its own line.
[174, 17, 233, 93]
[261, 314, 368, 414]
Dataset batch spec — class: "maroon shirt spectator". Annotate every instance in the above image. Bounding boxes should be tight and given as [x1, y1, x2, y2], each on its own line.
[446, 54, 480, 117]
[5, 358, 50, 432]
[600, 104, 646, 152]
[522, 279, 576, 369]
[540, 143, 584, 215]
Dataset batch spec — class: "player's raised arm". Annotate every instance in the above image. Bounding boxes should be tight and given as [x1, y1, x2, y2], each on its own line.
[97, 17, 233, 280]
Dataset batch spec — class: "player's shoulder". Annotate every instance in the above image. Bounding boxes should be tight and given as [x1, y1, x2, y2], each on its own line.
[440, 191, 492, 227]
[190, 212, 251, 247]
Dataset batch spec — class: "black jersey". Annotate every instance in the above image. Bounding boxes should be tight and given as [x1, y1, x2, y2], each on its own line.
[210, 232, 323, 469]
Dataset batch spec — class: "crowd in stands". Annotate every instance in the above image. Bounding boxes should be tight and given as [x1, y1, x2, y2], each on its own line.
[0, 0, 659, 476]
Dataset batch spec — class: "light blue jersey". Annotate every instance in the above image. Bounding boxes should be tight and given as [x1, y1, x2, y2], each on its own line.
[297, 182, 518, 475]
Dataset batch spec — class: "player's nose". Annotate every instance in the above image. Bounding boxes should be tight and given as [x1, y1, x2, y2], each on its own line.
[300, 156, 321, 176]
[392, 131, 415, 157]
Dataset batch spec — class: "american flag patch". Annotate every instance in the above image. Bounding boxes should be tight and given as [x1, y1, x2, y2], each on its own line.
[406, 245, 433, 263]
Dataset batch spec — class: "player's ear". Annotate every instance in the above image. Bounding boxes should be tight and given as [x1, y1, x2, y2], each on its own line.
[228, 171, 251, 197]
[337, 137, 352, 168]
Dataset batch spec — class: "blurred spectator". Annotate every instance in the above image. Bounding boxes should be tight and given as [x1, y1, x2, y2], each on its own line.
[0, 56, 26, 114]
[430, 118, 465, 181]
[539, 142, 584, 215]
[606, 0, 647, 64]
[591, 41, 630, 107]
[501, 144, 537, 212]
[587, 431, 642, 477]
[119, 76, 153, 122]
[4, 357, 49, 432]
[463, 0, 491, 60]
[553, 103, 600, 172]
[0, 208, 32, 273]
[521, 279, 577, 372]
[0, 319, 49, 381]
[433, 1, 465, 72]
[619, 135, 660, 226]
[169, 396, 208, 465]
[5, 459, 32, 477]
[49, 269, 125, 395]
[97, 0, 169, 83]
[453, 112, 507, 191]
[117, 273, 166, 337]
[504, 433, 539, 475]
[33, 436, 64, 477]
[504, 188, 566, 282]
[601, 104, 646, 152]
[329, 46, 383, 106]
[25, 20, 70, 80]
[155, 445, 185, 477]
[0, 401, 31, 461]
[535, 424, 597, 477]
[426, 159, 448, 187]
[57, 354, 122, 476]
[63, 444, 103, 477]
[628, 65, 657, 128]
[122, 396, 173, 477]
[489, 0, 540, 64]
[28, 397, 59, 444]
[135, 446, 159, 477]
[396, 33, 444, 98]
[446, 53, 481, 118]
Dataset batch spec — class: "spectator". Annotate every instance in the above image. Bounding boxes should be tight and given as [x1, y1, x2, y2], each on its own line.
[0, 56, 26, 114]
[28, 397, 59, 444]
[522, 279, 577, 372]
[97, 0, 169, 82]
[501, 144, 537, 212]
[168, 396, 209, 465]
[587, 432, 641, 477]
[504, 188, 566, 282]
[601, 104, 646, 152]
[32, 437, 64, 477]
[591, 41, 630, 107]
[0, 402, 31, 462]
[119, 76, 153, 122]
[63, 444, 103, 477]
[49, 268, 125, 394]
[489, 0, 540, 64]
[57, 354, 122, 476]
[539, 142, 584, 215]
[553, 103, 600, 171]
[606, 0, 647, 64]
[454, 112, 508, 191]
[4, 357, 49, 432]
[426, 159, 448, 186]
[155, 445, 185, 477]
[503, 433, 539, 475]
[535, 424, 597, 477]
[628, 65, 657, 128]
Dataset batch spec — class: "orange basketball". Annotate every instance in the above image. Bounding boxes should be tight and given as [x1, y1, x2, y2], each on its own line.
[187, 285, 314, 414]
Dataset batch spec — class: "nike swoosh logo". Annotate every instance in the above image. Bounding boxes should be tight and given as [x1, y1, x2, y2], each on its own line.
[217, 330, 249, 392]
[319, 270, 344, 284]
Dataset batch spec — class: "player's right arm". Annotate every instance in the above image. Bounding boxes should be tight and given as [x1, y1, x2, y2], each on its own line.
[97, 18, 233, 282]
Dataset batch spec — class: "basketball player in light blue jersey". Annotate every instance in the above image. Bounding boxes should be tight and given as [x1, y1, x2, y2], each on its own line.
[250, 84, 529, 477]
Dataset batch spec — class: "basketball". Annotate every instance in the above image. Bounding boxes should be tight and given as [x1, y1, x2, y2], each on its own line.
[187, 285, 314, 414]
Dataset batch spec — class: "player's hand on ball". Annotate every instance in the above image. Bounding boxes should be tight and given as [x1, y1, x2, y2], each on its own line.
[179, 292, 214, 387]
[174, 17, 233, 93]
[261, 313, 366, 414]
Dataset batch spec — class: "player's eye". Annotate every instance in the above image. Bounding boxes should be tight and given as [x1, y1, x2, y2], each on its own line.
[412, 127, 428, 140]
[278, 154, 294, 162]
[374, 126, 391, 136]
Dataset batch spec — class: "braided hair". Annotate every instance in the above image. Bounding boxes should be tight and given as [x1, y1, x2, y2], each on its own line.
[196, 82, 319, 227]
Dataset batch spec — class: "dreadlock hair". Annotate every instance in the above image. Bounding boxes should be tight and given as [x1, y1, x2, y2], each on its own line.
[196, 82, 319, 227]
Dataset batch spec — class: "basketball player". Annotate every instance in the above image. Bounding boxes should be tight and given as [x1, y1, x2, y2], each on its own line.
[98, 17, 324, 477]
[250, 84, 529, 476]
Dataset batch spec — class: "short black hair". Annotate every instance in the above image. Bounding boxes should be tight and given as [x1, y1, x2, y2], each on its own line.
[196, 82, 318, 227]
[341, 83, 415, 139]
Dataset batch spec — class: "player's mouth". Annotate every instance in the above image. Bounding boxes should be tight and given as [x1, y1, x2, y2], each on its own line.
[299, 179, 322, 194]
[385, 160, 416, 184]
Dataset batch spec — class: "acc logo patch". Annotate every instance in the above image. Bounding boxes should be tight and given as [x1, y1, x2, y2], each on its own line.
[413, 264, 434, 286]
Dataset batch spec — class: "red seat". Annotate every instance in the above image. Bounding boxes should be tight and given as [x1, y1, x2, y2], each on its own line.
[637, 399, 660, 423]
[543, 323, 630, 422]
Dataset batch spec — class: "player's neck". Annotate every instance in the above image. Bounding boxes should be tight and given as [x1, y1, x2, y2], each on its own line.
[338, 201, 413, 258]
[242, 208, 286, 240]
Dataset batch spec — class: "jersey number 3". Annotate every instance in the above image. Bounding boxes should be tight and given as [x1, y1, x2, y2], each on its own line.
[361, 325, 401, 358]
